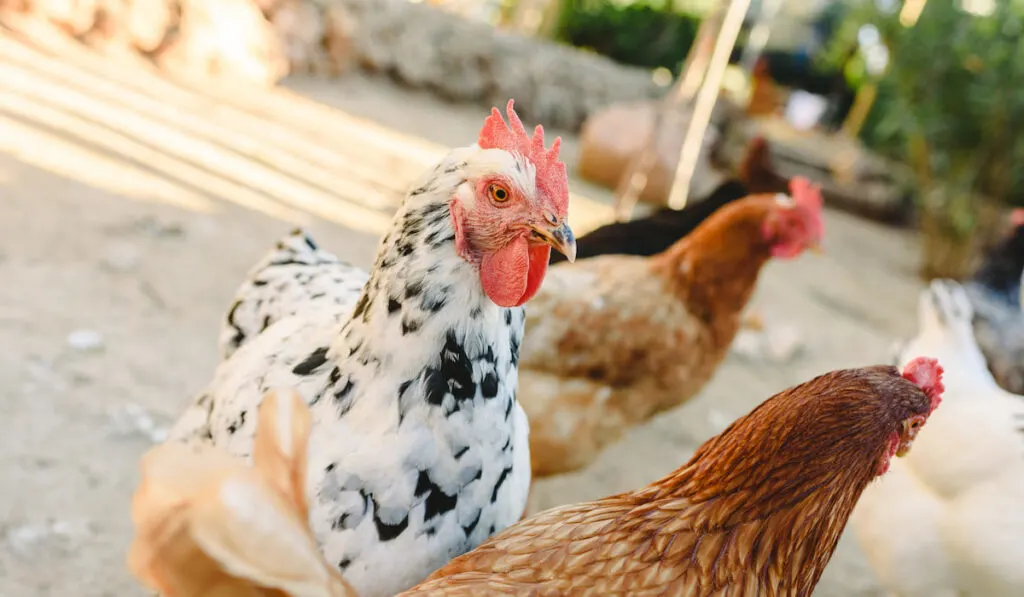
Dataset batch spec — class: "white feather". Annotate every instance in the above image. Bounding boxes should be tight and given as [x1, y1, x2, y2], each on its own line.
[852, 279, 1024, 597]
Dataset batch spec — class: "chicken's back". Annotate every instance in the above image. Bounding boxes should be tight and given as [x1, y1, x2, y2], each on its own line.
[218, 228, 369, 360]
[522, 189, 824, 478]
[520, 254, 714, 476]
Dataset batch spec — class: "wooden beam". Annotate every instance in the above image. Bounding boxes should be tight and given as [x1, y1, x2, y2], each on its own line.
[667, 0, 752, 210]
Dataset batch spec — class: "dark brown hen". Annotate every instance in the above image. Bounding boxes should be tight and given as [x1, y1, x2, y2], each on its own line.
[549, 136, 789, 265]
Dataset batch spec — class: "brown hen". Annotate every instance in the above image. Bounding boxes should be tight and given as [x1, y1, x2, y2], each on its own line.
[397, 359, 945, 597]
[521, 177, 824, 478]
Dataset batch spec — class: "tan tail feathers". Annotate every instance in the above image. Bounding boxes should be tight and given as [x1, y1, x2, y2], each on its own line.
[127, 389, 358, 597]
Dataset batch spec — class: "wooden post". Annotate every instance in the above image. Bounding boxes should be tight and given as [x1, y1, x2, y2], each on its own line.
[612, 1, 726, 221]
[739, 0, 785, 74]
[840, 82, 878, 138]
[666, 0, 752, 210]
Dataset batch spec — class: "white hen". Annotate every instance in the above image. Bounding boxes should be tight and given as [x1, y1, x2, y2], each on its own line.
[852, 279, 1024, 597]
[165, 101, 576, 597]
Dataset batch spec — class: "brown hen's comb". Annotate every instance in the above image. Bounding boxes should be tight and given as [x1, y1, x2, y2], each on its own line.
[788, 175, 824, 238]
[1010, 207, 1024, 228]
[789, 176, 823, 211]
[901, 356, 944, 412]
[478, 99, 569, 217]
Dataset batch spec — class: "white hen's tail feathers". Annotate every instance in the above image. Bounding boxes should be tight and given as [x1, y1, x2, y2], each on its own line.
[918, 279, 976, 341]
[218, 229, 369, 361]
[896, 279, 994, 388]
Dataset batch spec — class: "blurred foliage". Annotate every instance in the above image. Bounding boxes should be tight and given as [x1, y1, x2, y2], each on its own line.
[553, 1, 845, 97]
[553, 0, 703, 71]
[820, 0, 1024, 237]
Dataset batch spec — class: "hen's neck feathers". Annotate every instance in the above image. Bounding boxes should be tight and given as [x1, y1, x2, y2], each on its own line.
[621, 368, 909, 594]
[330, 148, 511, 383]
[651, 197, 775, 332]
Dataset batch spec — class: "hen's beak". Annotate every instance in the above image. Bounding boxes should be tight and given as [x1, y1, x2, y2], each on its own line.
[809, 243, 825, 255]
[529, 221, 577, 263]
[896, 416, 925, 457]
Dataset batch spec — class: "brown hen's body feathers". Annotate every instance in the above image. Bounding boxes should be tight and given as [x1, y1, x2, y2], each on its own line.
[521, 197, 781, 477]
[398, 365, 936, 597]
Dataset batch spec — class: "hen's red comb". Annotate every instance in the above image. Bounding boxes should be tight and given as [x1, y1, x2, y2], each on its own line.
[788, 175, 824, 238]
[1010, 208, 1024, 228]
[789, 176, 822, 211]
[478, 99, 569, 218]
[901, 356, 944, 412]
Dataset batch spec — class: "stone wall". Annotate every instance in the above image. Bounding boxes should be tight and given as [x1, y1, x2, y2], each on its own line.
[0, 0, 666, 131]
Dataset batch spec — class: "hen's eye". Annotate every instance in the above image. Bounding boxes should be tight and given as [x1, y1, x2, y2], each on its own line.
[489, 184, 510, 203]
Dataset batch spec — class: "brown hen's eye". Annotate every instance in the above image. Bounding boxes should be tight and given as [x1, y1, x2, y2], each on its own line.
[489, 184, 510, 203]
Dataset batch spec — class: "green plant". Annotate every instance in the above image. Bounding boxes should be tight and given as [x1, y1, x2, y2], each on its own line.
[823, 0, 1024, 217]
[554, 0, 703, 72]
[821, 0, 1024, 277]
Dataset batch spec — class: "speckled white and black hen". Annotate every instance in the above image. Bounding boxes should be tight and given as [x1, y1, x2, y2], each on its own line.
[166, 100, 576, 597]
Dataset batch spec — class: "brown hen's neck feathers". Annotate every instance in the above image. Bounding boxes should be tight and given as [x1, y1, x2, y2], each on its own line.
[622, 366, 912, 596]
[406, 367, 933, 597]
[652, 197, 776, 330]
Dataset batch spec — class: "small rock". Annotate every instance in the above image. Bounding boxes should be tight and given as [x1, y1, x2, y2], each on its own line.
[125, 0, 175, 53]
[6, 524, 48, 553]
[66, 329, 105, 352]
[109, 402, 169, 443]
[271, 0, 326, 74]
[157, 0, 289, 86]
[764, 324, 804, 362]
[730, 323, 805, 364]
[69, 369, 95, 386]
[5, 519, 91, 555]
[101, 242, 140, 272]
[730, 329, 762, 360]
[141, 217, 186, 238]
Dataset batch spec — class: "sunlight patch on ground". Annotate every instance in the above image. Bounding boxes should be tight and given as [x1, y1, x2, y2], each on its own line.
[0, 113, 214, 213]
[0, 86, 306, 222]
[0, 58, 391, 232]
[0, 26, 613, 238]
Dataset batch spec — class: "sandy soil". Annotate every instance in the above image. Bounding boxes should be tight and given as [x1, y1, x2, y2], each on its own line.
[0, 27, 927, 597]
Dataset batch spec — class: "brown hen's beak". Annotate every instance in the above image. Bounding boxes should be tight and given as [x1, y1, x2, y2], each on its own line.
[809, 243, 825, 255]
[530, 221, 577, 263]
[896, 417, 924, 457]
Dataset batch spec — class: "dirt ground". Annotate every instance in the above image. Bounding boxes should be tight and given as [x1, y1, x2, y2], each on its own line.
[0, 28, 927, 597]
